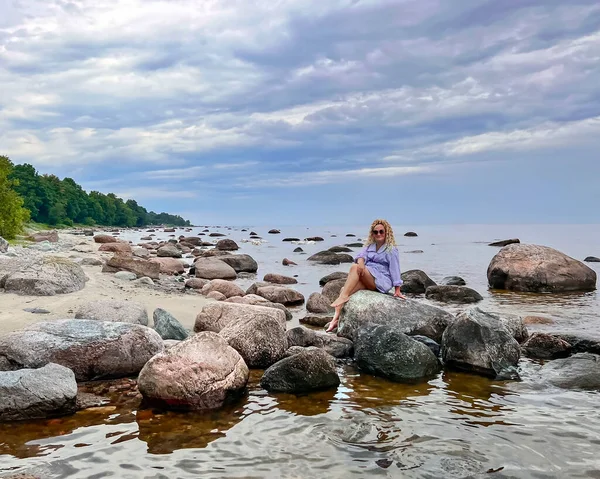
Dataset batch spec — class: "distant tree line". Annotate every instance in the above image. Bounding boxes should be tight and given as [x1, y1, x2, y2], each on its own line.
[0, 155, 190, 238]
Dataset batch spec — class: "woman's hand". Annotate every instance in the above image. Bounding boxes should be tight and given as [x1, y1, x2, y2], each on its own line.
[357, 263, 365, 276]
[394, 287, 406, 299]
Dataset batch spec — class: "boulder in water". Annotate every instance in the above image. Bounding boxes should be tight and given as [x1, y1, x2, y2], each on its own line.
[539, 353, 600, 390]
[489, 238, 520, 247]
[400, 269, 436, 294]
[487, 244, 596, 293]
[521, 333, 571, 359]
[286, 326, 353, 358]
[425, 285, 483, 304]
[217, 254, 258, 273]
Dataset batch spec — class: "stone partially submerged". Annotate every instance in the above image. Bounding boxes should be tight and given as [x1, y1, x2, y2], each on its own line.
[487, 244, 597, 293]
[539, 353, 600, 390]
[354, 325, 440, 383]
[338, 290, 454, 343]
[0, 320, 163, 381]
[138, 332, 249, 410]
[0, 363, 77, 422]
[441, 307, 520, 379]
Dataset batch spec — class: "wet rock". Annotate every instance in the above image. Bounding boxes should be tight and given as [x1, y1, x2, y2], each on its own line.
[98, 242, 132, 254]
[153, 308, 189, 341]
[338, 291, 454, 343]
[194, 302, 286, 333]
[194, 258, 237, 280]
[425, 285, 483, 304]
[440, 276, 466, 286]
[400, 270, 436, 294]
[441, 307, 520, 379]
[202, 279, 245, 298]
[305, 236, 324, 242]
[282, 238, 300, 242]
[484, 311, 528, 343]
[216, 239, 239, 251]
[521, 333, 571, 359]
[489, 238, 520, 247]
[308, 251, 353, 265]
[293, 247, 304, 253]
[300, 315, 332, 327]
[319, 271, 348, 286]
[29, 231, 59, 243]
[220, 313, 287, 368]
[404, 232, 418, 237]
[157, 244, 182, 258]
[0, 320, 163, 381]
[0, 363, 77, 422]
[260, 349, 340, 393]
[328, 246, 353, 253]
[4, 256, 87, 296]
[540, 353, 600, 390]
[256, 285, 305, 306]
[138, 332, 249, 410]
[268, 229, 281, 234]
[209, 233, 226, 237]
[104, 254, 160, 279]
[282, 258, 297, 266]
[523, 315, 555, 325]
[180, 236, 203, 246]
[345, 242, 364, 248]
[584, 256, 600, 262]
[218, 254, 258, 273]
[263, 273, 297, 285]
[551, 333, 600, 355]
[286, 326, 353, 358]
[307, 292, 334, 314]
[405, 250, 424, 254]
[411, 335, 441, 357]
[487, 244, 597, 293]
[355, 325, 440, 382]
[75, 300, 148, 325]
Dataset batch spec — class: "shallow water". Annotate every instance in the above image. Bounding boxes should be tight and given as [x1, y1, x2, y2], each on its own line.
[1, 224, 599, 478]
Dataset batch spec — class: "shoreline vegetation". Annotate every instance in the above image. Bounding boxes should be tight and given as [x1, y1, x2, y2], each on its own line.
[0, 155, 191, 240]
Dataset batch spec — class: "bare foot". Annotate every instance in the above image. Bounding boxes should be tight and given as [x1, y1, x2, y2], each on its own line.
[330, 296, 350, 308]
[325, 318, 339, 333]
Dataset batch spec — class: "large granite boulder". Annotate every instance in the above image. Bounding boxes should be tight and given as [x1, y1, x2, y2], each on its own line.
[194, 302, 286, 333]
[29, 230, 59, 243]
[400, 270, 436, 294]
[0, 320, 163, 381]
[322, 278, 346, 302]
[441, 307, 520, 379]
[307, 251, 353, 265]
[425, 285, 483, 304]
[255, 285, 305, 306]
[550, 333, 600, 355]
[539, 353, 600, 390]
[202, 279, 245, 298]
[153, 308, 189, 341]
[487, 244, 597, 293]
[194, 258, 237, 280]
[218, 254, 258, 273]
[286, 326, 353, 358]
[157, 244, 182, 258]
[440, 276, 466, 286]
[225, 294, 292, 321]
[220, 313, 287, 368]
[354, 325, 440, 382]
[216, 239, 239, 251]
[150, 257, 186, 275]
[103, 254, 160, 279]
[75, 300, 148, 325]
[338, 290, 454, 343]
[319, 272, 348, 286]
[521, 333, 571, 360]
[94, 234, 117, 244]
[98, 242, 132, 254]
[138, 332, 249, 410]
[0, 363, 77, 422]
[246, 281, 271, 295]
[3, 256, 87, 296]
[263, 273, 297, 285]
[260, 349, 340, 393]
[485, 311, 529, 343]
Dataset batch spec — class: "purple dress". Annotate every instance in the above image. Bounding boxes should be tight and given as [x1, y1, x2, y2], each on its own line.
[355, 244, 403, 293]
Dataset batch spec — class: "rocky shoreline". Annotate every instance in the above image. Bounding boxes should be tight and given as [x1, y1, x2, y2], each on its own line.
[0, 226, 599, 428]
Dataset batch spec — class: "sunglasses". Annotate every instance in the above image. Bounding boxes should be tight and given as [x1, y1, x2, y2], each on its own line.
[372, 229, 385, 235]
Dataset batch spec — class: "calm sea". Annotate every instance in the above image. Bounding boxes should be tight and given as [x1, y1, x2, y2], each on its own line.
[1, 224, 599, 478]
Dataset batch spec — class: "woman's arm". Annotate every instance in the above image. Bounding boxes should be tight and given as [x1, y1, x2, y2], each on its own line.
[390, 248, 405, 298]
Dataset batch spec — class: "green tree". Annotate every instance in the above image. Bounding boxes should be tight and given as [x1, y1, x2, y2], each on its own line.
[0, 156, 30, 239]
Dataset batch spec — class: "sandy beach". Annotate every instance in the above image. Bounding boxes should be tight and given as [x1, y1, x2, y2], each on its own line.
[0, 233, 210, 335]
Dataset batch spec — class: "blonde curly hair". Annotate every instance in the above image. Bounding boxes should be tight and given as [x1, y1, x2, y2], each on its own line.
[365, 219, 397, 252]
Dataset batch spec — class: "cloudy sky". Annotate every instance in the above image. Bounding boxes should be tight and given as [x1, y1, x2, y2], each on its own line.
[1, 0, 599, 225]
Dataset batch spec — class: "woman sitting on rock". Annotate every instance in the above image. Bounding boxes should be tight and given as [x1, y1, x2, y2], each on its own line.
[326, 219, 405, 333]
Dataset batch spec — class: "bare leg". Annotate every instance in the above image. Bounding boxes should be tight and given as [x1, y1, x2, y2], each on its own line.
[326, 269, 377, 332]
[331, 265, 377, 308]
